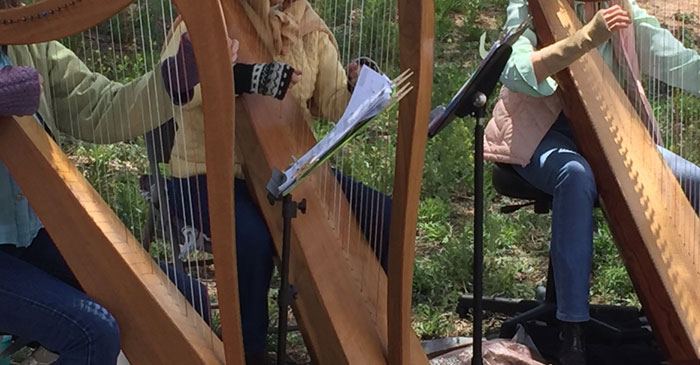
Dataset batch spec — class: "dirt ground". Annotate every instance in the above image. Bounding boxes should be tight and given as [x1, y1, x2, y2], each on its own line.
[637, 0, 700, 32]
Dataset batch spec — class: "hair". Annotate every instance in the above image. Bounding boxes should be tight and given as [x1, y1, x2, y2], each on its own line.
[0, 0, 20, 9]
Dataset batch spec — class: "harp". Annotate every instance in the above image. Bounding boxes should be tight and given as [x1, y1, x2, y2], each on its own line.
[530, 0, 700, 361]
[0, 0, 244, 363]
[221, 0, 433, 363]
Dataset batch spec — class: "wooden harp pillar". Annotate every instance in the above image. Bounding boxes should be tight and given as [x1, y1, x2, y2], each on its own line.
[0, 0, 244, 363]
[530, 0, 700, 361]
[222, 0, 433, 363]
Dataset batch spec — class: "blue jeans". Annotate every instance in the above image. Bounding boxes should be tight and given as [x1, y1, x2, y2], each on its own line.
[0, 229, 210, 364]
[0, 229, 119, 364]
[166, 173, 391, 353]
[157, 260, 211, 325]
[514, 115, 700, 322]
[333, 169, 392, 270]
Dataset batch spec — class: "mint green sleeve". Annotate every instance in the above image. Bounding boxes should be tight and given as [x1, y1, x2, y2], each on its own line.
[46, 40, 174, 143]
[500, 0, 559, 97]
[631, 0, 700, 95]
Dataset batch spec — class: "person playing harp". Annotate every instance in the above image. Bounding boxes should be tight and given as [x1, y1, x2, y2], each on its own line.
[158, 0, 392, 362]
[0, 0, 213, 361]
[484, 1, 700, 364]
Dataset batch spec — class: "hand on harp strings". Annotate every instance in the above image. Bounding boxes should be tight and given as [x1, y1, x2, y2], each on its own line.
[521, 0, 700, 363]
[0, 0, 245, 363]
[267, 66, 414, 199]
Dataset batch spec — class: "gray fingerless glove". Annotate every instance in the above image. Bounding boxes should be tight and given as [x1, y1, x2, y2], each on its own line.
[247, 62, 295, 100]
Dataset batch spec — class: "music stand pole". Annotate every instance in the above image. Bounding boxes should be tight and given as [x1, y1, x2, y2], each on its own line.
[472, 92, 487, 365]
[426, 19, 529, 365]
[267, 192, 306, 365]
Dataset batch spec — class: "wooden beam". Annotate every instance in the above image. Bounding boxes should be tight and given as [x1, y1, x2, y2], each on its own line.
[174, 0, 245, 361]
[388, 0, 435, 364]
[0, 0, 133, 45]
[0, 116, 225, 364]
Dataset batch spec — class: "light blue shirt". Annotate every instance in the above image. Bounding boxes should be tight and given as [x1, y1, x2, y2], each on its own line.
[0, 49, 43, 248]
[501, 0, 700, 97]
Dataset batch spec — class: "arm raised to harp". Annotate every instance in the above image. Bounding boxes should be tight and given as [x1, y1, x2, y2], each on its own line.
[222, 0, 433, 363]
[529, 0, 700, 361]
[0, 0, 244, 363]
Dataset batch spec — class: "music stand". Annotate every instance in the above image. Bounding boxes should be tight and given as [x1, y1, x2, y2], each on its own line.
[265, 67, 399, 365]
[427, 18, 530, 365]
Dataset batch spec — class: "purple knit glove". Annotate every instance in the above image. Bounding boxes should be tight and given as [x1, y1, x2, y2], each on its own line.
[161, 33, 199, 105]
[0, 65, 41, 116]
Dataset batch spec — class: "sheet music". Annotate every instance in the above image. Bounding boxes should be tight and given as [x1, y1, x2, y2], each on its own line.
[273, 66, 396, 197]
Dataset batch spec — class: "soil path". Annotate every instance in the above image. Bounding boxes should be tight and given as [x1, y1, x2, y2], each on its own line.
[637, 0, 700, 33]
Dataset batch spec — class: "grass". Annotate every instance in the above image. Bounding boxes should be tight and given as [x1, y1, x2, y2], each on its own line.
[35, 0, 700, 362]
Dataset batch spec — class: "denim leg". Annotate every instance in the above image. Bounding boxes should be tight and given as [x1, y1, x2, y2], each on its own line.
[513, 129, 597, 322]
[234, 179, 274, 354]
[158, 262, 211, 324]
[166, 176, 273, 354]
[0, 229, 81, 291]
[166, 175, 210, 233]
[0, 231, 120, 364]
[333, 169, 392, 271]
[658, 146, 700, 215]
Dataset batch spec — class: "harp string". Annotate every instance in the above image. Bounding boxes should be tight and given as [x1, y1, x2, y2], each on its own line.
[310, 0, 402, 318]
[623, 0, 700, 266]
[38, 0, 217, 336]
[161, 7, 205, 322]
[164, 5, 217, 330]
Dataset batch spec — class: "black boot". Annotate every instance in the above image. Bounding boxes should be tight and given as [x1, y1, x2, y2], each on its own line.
[245, 351, 272, 365]
[558, 321, 587, 365]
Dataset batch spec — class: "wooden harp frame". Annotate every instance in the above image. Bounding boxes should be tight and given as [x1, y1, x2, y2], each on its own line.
[530, 0, 700, 361]
[0, 0, 244, 363]
[222, 0, 433, 363]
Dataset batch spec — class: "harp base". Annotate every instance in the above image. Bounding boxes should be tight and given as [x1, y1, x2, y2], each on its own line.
[267, 191, 306, 365]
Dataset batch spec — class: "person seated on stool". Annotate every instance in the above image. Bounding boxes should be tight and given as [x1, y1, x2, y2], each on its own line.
[484, 1, 700, 364]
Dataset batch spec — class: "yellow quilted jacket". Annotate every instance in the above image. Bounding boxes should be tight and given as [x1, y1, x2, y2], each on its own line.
[165, 1, 350, 178]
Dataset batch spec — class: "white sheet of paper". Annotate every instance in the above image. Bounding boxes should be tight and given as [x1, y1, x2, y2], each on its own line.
[274, 66, 395, 196]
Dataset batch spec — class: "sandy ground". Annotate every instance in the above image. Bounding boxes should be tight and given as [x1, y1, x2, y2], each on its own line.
[637, 0, 700, 32]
